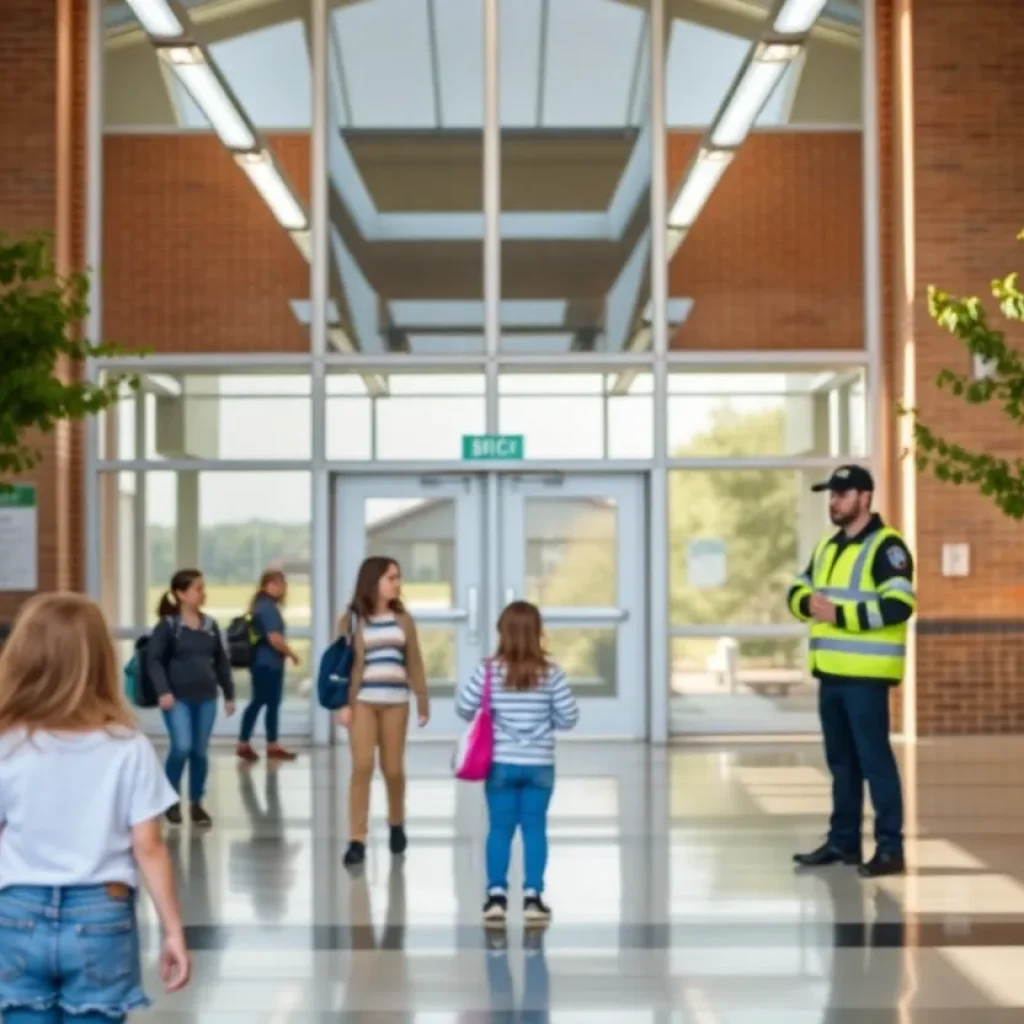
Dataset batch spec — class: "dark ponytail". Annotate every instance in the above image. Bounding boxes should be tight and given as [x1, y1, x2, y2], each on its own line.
[156, 568, 203, 619]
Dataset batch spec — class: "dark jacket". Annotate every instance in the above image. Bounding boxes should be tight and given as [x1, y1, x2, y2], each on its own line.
[147, 615, 235, 703]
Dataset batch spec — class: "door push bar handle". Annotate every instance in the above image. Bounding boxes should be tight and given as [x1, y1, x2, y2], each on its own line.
[468, 585, 479, 640]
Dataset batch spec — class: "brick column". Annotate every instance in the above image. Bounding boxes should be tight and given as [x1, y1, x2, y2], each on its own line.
[888, 0, 1024, 733]
[0, 0, 87, 624]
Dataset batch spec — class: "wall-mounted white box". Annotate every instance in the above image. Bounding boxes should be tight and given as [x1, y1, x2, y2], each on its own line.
[941, 543, 970, 578]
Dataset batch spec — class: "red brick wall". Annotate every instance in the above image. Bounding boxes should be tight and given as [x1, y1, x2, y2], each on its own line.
[895, 0, 1024, 733]
[668, 131, 864, 351]
[0, 0, 86, 624]
[102, 134, 311, 354]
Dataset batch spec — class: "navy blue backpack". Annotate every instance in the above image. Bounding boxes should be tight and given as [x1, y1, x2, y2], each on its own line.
[316, 613, 357, 710]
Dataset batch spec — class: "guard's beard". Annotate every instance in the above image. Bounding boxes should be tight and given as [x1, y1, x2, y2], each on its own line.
[829, 508, 857, 527]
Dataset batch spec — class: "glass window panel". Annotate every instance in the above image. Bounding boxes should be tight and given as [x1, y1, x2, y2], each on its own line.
[670, 635, 819, 736]
[327, 372, 486, 461]
[668, 469, 830, 629]
[99, 471, 311, 631]
[499, 371, 652, 460]
[546, 627, 618, 698]
[525, 498, 617, 607]
[363, 497, 455, 609]
[499, 0, 652, 357]
[104, 3, 312, 355]
[327, 2, 485, 355]
[668, 370, 867, 458]
[170, 19, 312, 130]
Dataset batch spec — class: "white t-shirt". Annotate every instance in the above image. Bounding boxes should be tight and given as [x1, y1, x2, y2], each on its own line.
[0, 727, 177, 889]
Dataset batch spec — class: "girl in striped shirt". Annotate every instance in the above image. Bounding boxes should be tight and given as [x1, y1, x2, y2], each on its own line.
[336, 556, 430, 869]
[456, 601, 579, 925]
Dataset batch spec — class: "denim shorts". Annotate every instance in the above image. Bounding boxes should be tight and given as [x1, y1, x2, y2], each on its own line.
[0, 884, 149, 1020]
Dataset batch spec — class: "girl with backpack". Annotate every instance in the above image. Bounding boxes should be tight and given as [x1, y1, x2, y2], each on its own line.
[0, 592, 190, 1021]
[147, 568, 235, 828]
[236, 569, 301, 763]
[335, 556, 430, 868]
[456, 601, 579, 925]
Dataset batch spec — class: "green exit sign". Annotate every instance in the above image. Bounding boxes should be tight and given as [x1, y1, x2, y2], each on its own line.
[462, 434, 525, 461]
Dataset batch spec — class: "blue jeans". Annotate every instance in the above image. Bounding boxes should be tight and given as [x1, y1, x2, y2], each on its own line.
[819, 681, 904, 855]
[239, 665, 285, 744]
[0, 885, 147, 1023]
[162, 697, 218, 803]
[485, 763, 555, 895]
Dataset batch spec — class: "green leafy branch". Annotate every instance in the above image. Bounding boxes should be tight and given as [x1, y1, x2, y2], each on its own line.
[0, 233, 140, 478]
[903, 228, 1024, 519]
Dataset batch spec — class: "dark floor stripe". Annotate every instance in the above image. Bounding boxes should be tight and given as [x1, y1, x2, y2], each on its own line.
[159, 917, 1024, 951]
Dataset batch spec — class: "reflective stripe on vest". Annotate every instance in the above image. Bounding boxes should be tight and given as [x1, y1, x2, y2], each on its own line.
[808, 527, 908, 682]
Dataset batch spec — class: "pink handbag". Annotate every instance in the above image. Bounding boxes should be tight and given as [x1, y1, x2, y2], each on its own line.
[453, 659, 494, 782]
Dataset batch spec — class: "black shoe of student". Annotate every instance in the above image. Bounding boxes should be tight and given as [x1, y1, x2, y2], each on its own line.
[793, 843, 861, 868]
[165, 803, 182, 826]
[523, 894, 551, 925]
[858, 851, 905, 878]
[389, 824, 408, 856]
[483, 893, 508, 925]
[343, 841, 366, 868]
[190, 804, 213, 828]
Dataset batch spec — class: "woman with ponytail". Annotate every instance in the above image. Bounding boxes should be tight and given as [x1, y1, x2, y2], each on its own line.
[147, 569, 235, 828]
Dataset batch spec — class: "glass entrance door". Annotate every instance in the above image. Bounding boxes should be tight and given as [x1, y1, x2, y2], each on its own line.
[333, 472, 646, 739]
[499, 474, 646, 738]
[334, 474, 485, 736]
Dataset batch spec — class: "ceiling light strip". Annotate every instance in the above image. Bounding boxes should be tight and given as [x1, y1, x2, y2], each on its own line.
[123, 0, 184, 39]
[665, 0, 831, 257]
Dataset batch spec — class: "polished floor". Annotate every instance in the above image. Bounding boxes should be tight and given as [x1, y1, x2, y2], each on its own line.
[133, 737, 1024, 1021]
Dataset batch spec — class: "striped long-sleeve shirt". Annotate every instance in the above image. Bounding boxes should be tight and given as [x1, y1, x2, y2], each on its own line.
[455, 659, 579, 766]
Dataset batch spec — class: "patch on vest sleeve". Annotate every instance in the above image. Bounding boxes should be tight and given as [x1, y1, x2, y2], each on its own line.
[886, 545, 908, 570]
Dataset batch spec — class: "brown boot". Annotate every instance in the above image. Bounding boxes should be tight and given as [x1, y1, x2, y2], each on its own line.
[267, 744, 298, 761]
[236, 742, 259, 762]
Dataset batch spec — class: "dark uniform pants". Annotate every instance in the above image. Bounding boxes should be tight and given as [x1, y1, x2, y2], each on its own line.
[819, 680, 904, 855]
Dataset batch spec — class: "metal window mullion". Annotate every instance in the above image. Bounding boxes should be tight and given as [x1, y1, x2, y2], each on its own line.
[649, 0, 669, 746]
[84, 0, 104, 599]
[310, 0, 330, 747]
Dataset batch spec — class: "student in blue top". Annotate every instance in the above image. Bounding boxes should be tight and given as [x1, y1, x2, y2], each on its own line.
[456, 600, 579, 926]
[236, 570, 301, 763]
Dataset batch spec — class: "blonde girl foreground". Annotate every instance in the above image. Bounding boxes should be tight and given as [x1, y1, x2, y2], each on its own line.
[0, 594, 189, 1024]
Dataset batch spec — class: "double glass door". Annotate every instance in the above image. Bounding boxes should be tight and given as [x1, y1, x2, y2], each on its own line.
[334, 473, 646, 738]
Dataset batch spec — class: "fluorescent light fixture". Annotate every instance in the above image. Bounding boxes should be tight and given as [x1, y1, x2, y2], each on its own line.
[773, 0, 830, 35]
[235, 152, 307, 231]
[159, 47, 255, 151]
[711, 44, 799, 149]
[667, 150, 733, 229]
[290, 230, 313, 262]
[124, 0, 184, 37]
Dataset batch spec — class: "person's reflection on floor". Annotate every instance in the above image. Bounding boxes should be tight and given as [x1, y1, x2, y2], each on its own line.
[817, 870, 906, 1023]
[164, 830, 218, 986]
[484, 929, 551, 1024]
[231, 760, 302, 923]
[342, 859, 408, 1017]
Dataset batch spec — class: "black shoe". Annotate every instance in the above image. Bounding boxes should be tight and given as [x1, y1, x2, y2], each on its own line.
[343, 841, 366, 868]
[190, 803, 213, 828]
[858, 851, 905, 878]
[389, 824, 408, 856]
[523, 894, 551, 925]
[483, 893, 508, 924]
[165, 803, 182, 826]
[793, 843, 861, 868]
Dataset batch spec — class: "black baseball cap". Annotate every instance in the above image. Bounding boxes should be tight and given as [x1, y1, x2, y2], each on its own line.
[811, 465, 875, 493]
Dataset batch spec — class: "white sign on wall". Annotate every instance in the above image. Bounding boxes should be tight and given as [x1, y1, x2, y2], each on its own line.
[0, 485, 38, 592]
[941, 542, 970, 578]
[687, 538, 727, 589]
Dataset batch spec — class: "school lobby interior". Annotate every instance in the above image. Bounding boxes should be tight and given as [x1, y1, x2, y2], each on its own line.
[4, 0, 1024, 1018]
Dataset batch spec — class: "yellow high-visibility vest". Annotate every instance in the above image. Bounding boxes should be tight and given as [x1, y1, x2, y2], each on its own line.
[804, 527, 912, 683]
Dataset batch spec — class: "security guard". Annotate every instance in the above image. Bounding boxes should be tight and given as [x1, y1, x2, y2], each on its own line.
[788, 465, 915, 878]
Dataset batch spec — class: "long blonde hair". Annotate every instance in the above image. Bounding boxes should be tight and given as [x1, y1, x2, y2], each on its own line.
[0, 593, 136, 735]
[496, 601, 549, 692]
